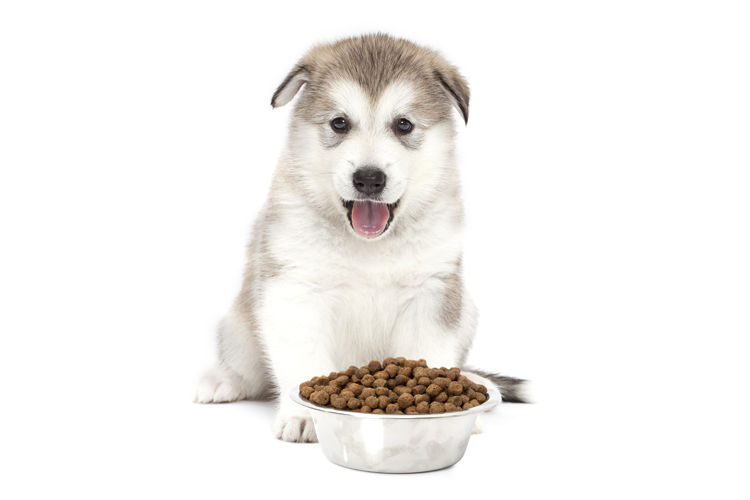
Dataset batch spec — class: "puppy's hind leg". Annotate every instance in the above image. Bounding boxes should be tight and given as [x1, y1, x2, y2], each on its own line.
[192, 302, 271, 403]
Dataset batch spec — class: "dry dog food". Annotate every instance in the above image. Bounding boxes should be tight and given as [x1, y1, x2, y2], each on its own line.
[298, 358, 488, 414]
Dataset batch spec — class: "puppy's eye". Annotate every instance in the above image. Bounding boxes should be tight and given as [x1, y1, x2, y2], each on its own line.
[331, 117, 348, 133]
[395, 118, 413, 134]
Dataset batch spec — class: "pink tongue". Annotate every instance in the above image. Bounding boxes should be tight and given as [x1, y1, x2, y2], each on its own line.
[351, 201, 390, 238]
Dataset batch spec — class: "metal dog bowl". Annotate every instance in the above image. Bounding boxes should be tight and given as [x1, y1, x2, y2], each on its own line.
[290, 388, 501, 473]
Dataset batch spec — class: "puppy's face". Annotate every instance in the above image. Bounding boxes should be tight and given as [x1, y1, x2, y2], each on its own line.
[272, 35, 469, 240]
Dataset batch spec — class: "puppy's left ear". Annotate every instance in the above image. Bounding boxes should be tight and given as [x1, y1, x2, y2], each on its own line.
[435, 68, 470, 124]
[271, 64, 309, 108]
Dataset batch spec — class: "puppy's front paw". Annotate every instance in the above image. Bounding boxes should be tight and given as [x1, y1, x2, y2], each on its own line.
[274, 408, 317, 443]
[191, 366, 247, 404]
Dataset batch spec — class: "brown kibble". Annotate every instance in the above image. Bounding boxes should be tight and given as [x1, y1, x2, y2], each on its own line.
[395, 357, 406, 366]
[373, 409, 385, 414]
[448, 381, 463, 396]
[386, 379, 398, 389]
[375, 387, 390, 396]
[475, 393, 487, 403]
[405, 406, 419, 414]
[331, 395, 348, 409]
[374, 370, 389, 380]
[458, 376, 471, 390]
[388, 391, 399, 403]
[460, 394, 470, 404]
[476, 384, 488, 395]
[429, 402, 445, 413]
[416, 401, 430, 414]
[347, 398, 363, 410]
[310, 391, 329, 405]
[368, 360, 382, 372]
[360, 406, 372, 413]
[398, 366, 413, 378]
[372, 378, 387, 388]
[446, 396, 463, 407]
[378, 395, 390, 410]
[394, 374, 409, 386]
[383, 357, 397, 366]
[404, 359, 419, 368]
[406, 378, 417, 388]
[365, 396, 379, 408]
[300, 386, 314, 398]
[385, 364, 400, 377]
[433, 377, 450, 389]
[426, 384, 442, 396]
[360, 387, 376, 399]
[444, 403, 459, 412]
[463, 401, 474, 410]
[344, 366, 357, 377]
[339, 390, 354, 401]
[413, 367, 429, 380]
[323, 385, 339, 396]
[361, 374, 375, 387]
[470, 399, 479, 406]
[428, 368, 440, 380]
[413, 385, 427, 395]
[385, 403, 399, 414]
[418, 359, 428, 367]
[347, 384, 363, 397]
[434, 392, 448, 403]
[355, 367, 370, 379]
[414, 394, 431, 405]
[299, 381, 312, 390]
[334, 375, 349, 387]
[393, 386, 412, 395]
[418, 377, 431, 386]
[397, 393, 415, 409]
[469, 382, 479, 391]
[445, 370, 457, 381]
[467, 389, 477, 400]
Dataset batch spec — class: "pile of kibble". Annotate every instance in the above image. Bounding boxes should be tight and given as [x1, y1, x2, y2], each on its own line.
[298, 358, 488, 414]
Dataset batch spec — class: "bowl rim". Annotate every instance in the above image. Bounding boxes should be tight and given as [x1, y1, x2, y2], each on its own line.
[289, 388, 501, 419]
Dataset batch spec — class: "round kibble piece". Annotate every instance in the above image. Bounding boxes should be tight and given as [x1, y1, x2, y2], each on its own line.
[429, 402, 445, 414]
[385, 403, 399, 414]
[360, 406, 372, 413]
[416, 401, 430, 414]
[365, 396, 379, 408]
[310, 391, 329, 405]
[360, 388, 376, 399]
[426, 384, 442, 396]
[373, 409, 385, 414]
[448, 381, 463, 396]
[434, 392, 448, 403]
[361, 374, 375, 387]
[385, 364, 400, 377]
[300, 386, 314, 398]
[414, 394, 431, 405]
[368, 360, 382, 372]
[397, 393, 414, 409]
[348, 398, 363, 410]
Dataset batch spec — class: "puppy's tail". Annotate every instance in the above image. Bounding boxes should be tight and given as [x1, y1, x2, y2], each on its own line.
[461, 367, 532, 403]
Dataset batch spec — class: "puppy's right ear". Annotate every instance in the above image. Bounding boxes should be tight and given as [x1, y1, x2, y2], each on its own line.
[271, 65, 309, 108]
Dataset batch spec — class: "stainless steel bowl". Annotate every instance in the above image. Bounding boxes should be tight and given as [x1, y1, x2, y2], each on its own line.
[290, 388, 501, 473]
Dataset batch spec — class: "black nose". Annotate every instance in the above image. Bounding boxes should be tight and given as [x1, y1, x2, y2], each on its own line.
[353, 168, 386, 195]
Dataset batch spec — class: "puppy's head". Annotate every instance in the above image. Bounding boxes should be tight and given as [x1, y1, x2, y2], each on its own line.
[272, 34, 469, 240]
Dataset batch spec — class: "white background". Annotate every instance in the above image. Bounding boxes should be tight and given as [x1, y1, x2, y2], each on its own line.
[1, 1, 748, 498]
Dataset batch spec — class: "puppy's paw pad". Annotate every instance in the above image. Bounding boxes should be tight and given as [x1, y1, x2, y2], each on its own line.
[275, 415, 317, 443]
[191, 369, 246, 404]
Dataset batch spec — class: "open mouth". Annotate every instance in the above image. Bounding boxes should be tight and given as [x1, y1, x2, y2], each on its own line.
[343, 199, 398, 239]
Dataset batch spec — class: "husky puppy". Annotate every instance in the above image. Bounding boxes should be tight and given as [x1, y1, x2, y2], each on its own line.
[192, 34, 527, 442]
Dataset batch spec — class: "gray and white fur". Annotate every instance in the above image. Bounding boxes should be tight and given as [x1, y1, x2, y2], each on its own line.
[192, 34, 529, 442]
